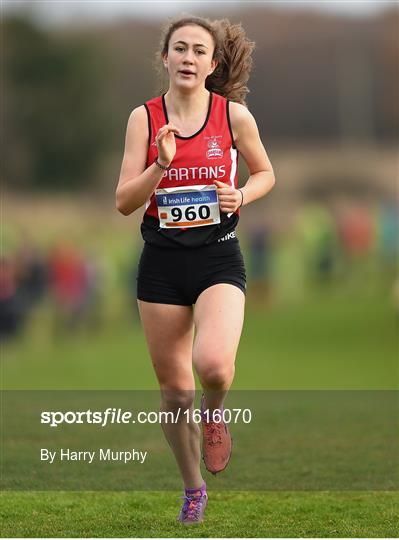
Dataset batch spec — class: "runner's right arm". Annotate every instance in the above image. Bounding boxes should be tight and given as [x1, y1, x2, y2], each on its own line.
[116, 106, 180, 216]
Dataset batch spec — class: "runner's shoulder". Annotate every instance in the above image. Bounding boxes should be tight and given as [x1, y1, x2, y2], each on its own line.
[126, 106, 149, 141]
[228, 101, 256, 141]
[128, 105, 148, 126]
[229, 101, 254, 124]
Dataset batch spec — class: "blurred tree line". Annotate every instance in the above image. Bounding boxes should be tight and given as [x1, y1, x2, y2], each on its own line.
[4, 16, 111, 190]
[3, 8, 398, 192]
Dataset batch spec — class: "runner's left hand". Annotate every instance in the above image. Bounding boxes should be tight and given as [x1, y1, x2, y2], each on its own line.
[213, 180, 242, 213]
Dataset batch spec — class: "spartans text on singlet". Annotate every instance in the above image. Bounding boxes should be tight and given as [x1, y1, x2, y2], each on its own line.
[155, 185, 220, 228]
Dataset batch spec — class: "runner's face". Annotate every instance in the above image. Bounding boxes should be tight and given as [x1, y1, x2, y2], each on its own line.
[164, 25, 217, 89]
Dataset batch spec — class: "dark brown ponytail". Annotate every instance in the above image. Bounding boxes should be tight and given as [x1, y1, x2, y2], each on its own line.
[156, 16, 255, 106]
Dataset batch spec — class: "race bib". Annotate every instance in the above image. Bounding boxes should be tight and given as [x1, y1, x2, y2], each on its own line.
[155, 185, 221, 229]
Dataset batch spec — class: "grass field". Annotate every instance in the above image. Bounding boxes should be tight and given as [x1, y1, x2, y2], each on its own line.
[1, 491, 398, 537]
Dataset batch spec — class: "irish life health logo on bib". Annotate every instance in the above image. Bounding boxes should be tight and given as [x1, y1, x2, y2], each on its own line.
[155, 185, 221, 228]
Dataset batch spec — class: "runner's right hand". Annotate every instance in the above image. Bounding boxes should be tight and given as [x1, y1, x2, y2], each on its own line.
[156, 123, 180, 166]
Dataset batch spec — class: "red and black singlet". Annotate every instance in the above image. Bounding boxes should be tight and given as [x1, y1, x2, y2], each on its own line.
[141, 91, 240, 248]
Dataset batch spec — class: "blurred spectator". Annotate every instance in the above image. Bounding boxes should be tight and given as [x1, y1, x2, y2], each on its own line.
[338, 205, 375, 258]
[246, 220, 273, 306]
[392, 276, 399, 321]
[376, 201, 399, 269]
[48, 242, 90, 333]
[14, 242, 47, 313]
[296, 203, 338, 283]
[0, 256, 21, 339]
[83, 252, 104, 330]
[0, 240, 47, 340]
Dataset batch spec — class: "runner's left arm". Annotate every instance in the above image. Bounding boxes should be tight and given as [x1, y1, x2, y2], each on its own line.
[229, 102, 275, 208]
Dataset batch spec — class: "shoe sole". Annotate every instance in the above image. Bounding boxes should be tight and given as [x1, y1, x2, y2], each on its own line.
[199, 395, 233, 475]
[201, 434, 233, 475]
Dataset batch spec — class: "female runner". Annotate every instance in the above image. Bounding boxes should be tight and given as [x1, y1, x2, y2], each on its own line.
[116, 16, 275, 524]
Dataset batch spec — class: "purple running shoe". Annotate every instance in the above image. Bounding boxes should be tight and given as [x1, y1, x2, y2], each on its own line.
[178, 483, 208, 525]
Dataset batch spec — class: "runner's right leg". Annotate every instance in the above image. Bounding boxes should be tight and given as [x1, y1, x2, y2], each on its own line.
[137, 300, 204, 490]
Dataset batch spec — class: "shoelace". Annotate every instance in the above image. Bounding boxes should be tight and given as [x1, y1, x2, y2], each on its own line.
[204, 421, 223, 446]
[181, 495, 203, 520]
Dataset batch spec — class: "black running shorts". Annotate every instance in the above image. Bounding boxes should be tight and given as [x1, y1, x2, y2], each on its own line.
[137, 237, 246, 306]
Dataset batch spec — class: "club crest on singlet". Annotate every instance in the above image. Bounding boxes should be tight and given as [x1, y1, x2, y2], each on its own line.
[205, 136, 223, 159]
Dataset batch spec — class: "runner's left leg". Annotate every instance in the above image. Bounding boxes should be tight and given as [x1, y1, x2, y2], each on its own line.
[192, 283, 245, 412]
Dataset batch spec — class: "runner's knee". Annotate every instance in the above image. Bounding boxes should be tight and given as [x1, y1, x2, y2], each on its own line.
[196, 361, 235, 389]
[160, 388, 195, 413]
[152, 359, 193, 390]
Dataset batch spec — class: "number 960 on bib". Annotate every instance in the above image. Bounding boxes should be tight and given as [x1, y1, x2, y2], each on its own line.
[155, 185, 221, 229]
